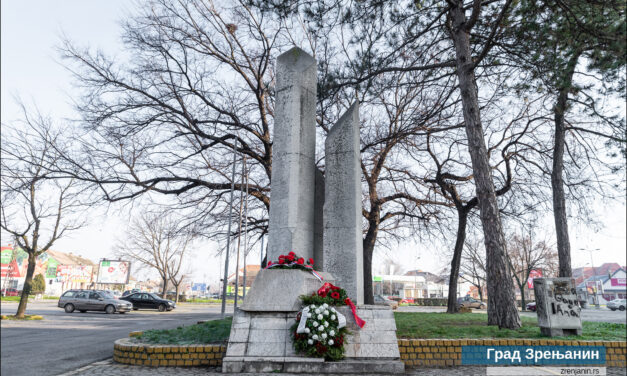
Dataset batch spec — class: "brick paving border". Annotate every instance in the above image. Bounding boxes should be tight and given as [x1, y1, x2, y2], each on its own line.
[113, 338, 226, 367]
[113, 334, 626, 368]
[398, 339, 627, 367]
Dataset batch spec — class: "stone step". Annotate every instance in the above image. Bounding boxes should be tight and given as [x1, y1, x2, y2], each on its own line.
[222, 356, 404, 374]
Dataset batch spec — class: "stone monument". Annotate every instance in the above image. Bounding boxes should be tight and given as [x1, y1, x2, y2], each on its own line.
[222, 47, 403, 374]
[533, 277, 582, 336]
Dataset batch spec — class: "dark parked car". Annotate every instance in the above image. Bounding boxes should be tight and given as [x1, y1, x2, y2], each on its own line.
[58, 290, 132, 314]
[526, 302, 536, 312]
[120, 292, 176, 312]
[122, 289, 140, 297]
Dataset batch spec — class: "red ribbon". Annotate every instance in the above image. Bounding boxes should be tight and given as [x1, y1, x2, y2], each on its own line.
[344, 298, 366, 328]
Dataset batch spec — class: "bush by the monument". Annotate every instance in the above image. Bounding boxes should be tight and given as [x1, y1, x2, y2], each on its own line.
[290, 303, 349, 361]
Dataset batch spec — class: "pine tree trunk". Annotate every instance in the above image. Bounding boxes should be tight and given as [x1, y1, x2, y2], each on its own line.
[362, 220, 378, 305]
[447, 209, 468, 313]
[448, 1, 520, 329]
[15, 253, 37, 318]
[552, 53, 580, 278]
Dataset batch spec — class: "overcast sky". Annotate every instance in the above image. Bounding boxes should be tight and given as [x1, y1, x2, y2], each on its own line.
[1, 1, 625, 287]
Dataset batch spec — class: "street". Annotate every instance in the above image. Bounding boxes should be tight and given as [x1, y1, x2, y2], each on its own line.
[396, 306, 627, 324]
[1, 301, 232, 376]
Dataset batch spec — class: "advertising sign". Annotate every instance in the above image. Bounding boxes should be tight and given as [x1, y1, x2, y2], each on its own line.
[610, 278, 626, 287]
[527, 269, 543, 289]
[56, 265, 93, 283]
[192, 283, 207, 292]
[586, 280, 603, 295]
[96, 260, 130, 284]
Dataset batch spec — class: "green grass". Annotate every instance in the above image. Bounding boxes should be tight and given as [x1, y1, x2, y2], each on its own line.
[183, 299, 235, 304]
[394, 312, 627, 341]
[1, 295, 58, 302]
[1, 314, 43, 320]
[138, 317, 232, 345]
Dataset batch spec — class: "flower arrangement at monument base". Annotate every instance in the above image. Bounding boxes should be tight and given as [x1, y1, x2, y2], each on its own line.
[290, 303, 349, 361]
[302, 282, 366, 328]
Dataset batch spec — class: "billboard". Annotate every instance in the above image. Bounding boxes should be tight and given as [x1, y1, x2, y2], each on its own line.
[526, 269, 543, 289]
[192, 283, 207, 292]
[56, 265, 93, 283]
[96, 260, 130, 284]
[610, 278, 626, 287]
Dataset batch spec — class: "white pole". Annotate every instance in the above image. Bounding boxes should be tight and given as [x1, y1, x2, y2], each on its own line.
[220, 139, 238, 318]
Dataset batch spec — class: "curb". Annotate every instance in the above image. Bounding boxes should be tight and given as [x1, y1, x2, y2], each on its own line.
[113, 338, 226, 367]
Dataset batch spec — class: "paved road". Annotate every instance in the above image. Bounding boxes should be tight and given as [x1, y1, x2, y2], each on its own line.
[1, 301, 232, 376]
[396, 306, 627, 324]
[59, 359, 626, 376]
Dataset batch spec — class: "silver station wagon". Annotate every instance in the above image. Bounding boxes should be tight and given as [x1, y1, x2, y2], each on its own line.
[58, 290, 133, 314]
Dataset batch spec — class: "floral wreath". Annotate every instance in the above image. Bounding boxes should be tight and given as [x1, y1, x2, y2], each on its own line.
[290, 303, 349, 361]
[291, 283, 366, 361]
[265, 251, 323, 281]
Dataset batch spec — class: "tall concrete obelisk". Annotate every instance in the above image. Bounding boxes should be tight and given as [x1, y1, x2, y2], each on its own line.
[323, 102, 364, 304]
[266, 47, 318, 262]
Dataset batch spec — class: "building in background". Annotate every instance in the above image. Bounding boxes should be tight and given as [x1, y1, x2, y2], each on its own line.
[227, 265, 261, 297]
[1, 245, 96, 295]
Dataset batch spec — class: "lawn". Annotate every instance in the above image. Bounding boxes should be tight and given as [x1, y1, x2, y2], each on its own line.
[394, 312, 627, 341]
[138, 317, 232, 345]
[1, 295, 58, 302]
[184, 298, 235, 304]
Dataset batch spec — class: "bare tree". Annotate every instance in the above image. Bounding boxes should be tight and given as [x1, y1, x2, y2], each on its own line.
[460, 236, 487, 302]
[116, 211, 194, 298]
[506, 224, 558, 310]
[1, 110, 87, 318]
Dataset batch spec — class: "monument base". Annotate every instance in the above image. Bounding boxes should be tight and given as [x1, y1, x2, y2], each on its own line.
[240, 269, 335, 312]
[222, 305, 404, 374]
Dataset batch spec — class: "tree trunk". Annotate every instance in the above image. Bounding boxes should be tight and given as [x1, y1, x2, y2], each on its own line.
[174, 284, 180, 303]
[15, 253, 37, 318]
[161, 276, 168, 298]
[449, 1, 520, 329]
[447, 209, 468, 313]
[362, 219, 379, 305]
[552, 53, 580, 278]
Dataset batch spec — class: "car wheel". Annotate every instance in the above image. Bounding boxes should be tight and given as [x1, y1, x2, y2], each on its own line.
[611, 308, 616, 311]
[119, 311, 126, 314]
[64, 303, 75, 313]
[158, 304, 166, 312]
[105, 305, 116, 314]
[132, 308, 138, 311]
[79, 310, 87, 313]
[620, 306, 625, 311]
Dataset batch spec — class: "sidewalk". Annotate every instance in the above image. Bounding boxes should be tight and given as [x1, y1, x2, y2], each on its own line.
[57, 359, 627, 376]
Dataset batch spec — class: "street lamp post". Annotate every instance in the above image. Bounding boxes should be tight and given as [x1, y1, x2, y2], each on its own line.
[579, 247, 600, 309]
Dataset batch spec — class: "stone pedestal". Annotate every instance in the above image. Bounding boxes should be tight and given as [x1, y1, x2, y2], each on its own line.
[534, 277, 582, 336]
[240, 269, 334, 312]
[222, 304, 404, 374]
